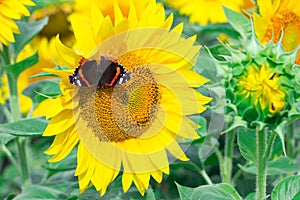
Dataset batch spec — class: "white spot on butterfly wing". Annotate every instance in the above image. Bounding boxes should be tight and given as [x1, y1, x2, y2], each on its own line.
[76, 79, 82, 86]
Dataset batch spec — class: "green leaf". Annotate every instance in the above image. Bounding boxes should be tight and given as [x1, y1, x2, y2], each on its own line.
[13, 18, 48, 59]
[237, 128, 256, 162]
[29, 66, 70, 79]
[287, 100, 300, 123]
[176, 183, 242, 200]
[272, 175, 300, 200]
[195, 54, 221, 83]
[242, 106, 260, 123]
[44, 151, 77, 177]
[269, 134, 283, 160]
[170, 162, 199, 172]
[4, 52, 39, 78]
[0, 133, 16, 144]
[274, 121, 287, 156]
[292, 192, 300, 200]
[34, 0, 69, 9]
[13, 185, 61, 199]
[223, 6, 251, 40]
[207, 45, 230, 60]
[183, 21, 239, 47]
[222, 116, 247, 134]
[265, 157, 299, 175]
[0, 117, 48, 136]
[244, 192, 255, 200]
[239, 157, 299, 175]
[22, 80, 61, 107]
[12, 182, 78, 200]
[189, 115, 207, 137]
[76, 175, 156, 200]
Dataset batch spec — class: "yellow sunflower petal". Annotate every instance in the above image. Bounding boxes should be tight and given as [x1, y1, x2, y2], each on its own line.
[122, 172, 133, 192]
[78, 153, 95, 189]
[150, 170, 163, 183]
[55, 35, 81, 68]
[46, 128, 79, 162]
[114, 1, 124, 26]
[0, 0, 34, 45]
[90, 5, 104, 38]
[43, 109, 76, 136]
[132, 173, 150, 195]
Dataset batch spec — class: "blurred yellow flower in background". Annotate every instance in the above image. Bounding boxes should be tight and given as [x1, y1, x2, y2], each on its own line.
[0, 0, 35, 48]
[69, 0, 151, 23]
[31, 3, 73, 43]
[0, 75, 9, 104]
[36, 0, 211, 196]
[164, 0, 255, 25]
[17, 38, 60, 113]
[253, 0, 300, 63]
[16, 1, 74, 114]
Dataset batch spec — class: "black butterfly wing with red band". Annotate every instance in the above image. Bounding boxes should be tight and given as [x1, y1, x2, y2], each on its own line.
[69, 60, 100, 87]
[69, 55, 131, 89]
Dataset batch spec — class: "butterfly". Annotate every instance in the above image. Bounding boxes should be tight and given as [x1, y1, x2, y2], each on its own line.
[69, 55, 131, 89]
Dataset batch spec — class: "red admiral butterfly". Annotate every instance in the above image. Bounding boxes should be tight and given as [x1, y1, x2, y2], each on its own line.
[69, 55, 131, 89]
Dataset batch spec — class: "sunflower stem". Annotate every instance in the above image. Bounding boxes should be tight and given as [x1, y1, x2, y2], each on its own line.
[0, 45, 11, 66]
[223, 130, 235, 184]
[6, 69, 31, 189]
[6, 72, 21, 121]
[16, 137, 30, 188]
[286, 123, 295, 158]
[232, 169, 242, 186]
[1, 142, 21, 176]
[213, 145, 226, 182]
[198, 161, 213, 185]
[0, 103, 13, 122]
[199, 169, 213, 185]
[255, 127, 267, 200]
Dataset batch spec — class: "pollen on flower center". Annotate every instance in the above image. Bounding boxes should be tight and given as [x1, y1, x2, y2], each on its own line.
[78, 53, 161, 142]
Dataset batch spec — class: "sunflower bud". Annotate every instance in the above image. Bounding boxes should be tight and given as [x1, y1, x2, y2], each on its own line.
[214, 9, 300, 125]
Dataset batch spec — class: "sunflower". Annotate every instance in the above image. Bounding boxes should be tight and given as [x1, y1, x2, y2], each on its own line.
[237, 64, 285, 114]
[36, 0, 211, 196]
[253, 0, 300, 63]
[164, 0, 255, 25]
[0, 0, 35, 47]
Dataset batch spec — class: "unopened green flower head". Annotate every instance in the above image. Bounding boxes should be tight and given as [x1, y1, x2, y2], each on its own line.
[216, 22, 300, 124]
[237, 63, 285, 114]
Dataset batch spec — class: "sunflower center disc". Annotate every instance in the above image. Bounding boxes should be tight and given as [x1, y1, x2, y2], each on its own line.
[79, 54, 160, 142]
[271, 10, 300, 50]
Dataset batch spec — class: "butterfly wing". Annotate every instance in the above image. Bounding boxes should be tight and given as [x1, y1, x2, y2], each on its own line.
[69, 60, 100, 86]
[97, 55, 125, 89]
